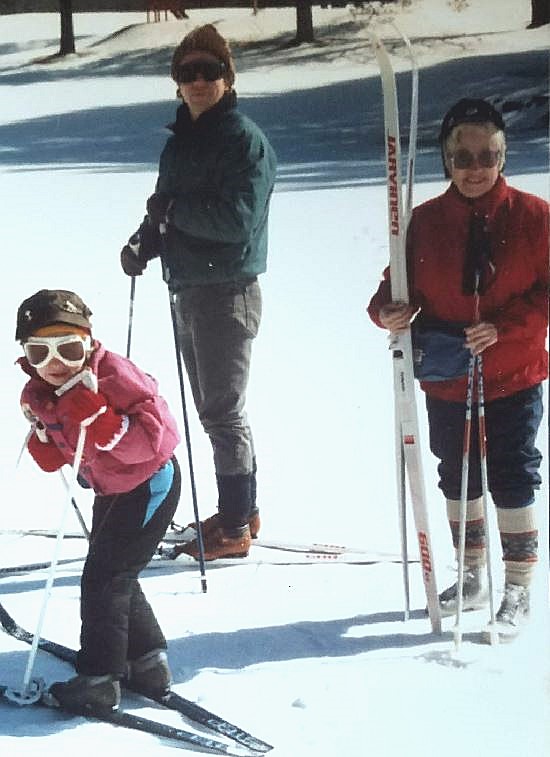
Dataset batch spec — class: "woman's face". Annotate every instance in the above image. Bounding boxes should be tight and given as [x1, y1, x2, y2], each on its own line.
[177, 51, 228, 120]
[448, 124, 501, 199]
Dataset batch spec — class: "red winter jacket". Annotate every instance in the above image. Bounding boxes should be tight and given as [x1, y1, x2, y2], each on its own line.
[368, 177, 549, 402]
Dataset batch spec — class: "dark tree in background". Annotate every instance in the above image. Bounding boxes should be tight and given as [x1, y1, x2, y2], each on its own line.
[529, 0, 549, 27]
[59, 0, 75, 55]
[295, 1, 314, 43]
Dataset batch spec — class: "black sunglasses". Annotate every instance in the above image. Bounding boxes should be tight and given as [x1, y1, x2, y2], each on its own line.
[175, 60, 226, 84]
[451, 148, 501, 170]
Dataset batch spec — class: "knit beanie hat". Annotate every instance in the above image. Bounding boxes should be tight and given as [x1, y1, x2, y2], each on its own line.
[16, 289, 92, 341]
[171, 24, 236, 88]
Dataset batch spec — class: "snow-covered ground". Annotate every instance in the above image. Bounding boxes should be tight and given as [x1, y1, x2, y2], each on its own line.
[0, 3, 548, 756]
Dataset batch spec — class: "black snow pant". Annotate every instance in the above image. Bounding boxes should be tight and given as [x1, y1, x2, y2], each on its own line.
[76, 456, 181, 677]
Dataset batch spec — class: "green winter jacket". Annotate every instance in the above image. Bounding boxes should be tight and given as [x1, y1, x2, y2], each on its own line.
[156, 92, 277, 287]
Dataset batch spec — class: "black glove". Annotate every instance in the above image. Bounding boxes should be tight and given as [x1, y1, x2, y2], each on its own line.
[120, 217, 162, 277]
[121, 243, 147, 276]
[146, 192, 171, 228]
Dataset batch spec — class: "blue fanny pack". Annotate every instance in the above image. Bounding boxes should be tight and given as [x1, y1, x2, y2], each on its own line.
[412, 320, 471, 382]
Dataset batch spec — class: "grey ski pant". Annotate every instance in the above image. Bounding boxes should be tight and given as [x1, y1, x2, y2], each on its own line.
[174, 279, 261, 477]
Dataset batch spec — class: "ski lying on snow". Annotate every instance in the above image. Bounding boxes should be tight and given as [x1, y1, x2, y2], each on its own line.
[0, 599, 273, 753]
[161, 526, 412, 561]
[0, 529, 412, 567]
[0, 529, 86, 539]
[0, 549, 410, 577]
[253, 539, 410, 560]
[154, 547, 404, 566]
[0, 683, 253, 756]
[0, 556, 85, 577]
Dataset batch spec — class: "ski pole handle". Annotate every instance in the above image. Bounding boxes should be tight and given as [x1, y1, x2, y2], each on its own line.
[55, 367, 97, 398]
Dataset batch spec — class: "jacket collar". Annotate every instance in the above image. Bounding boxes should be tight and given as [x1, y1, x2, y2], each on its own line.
[446, 175, 509, 220]
[169, 91, 237, 138]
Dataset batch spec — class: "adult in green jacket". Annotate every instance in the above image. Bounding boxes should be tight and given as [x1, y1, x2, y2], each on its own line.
[121, 24, 277, 561]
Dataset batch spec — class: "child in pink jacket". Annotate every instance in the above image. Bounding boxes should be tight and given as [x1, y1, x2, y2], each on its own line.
[16, 288, 181, 713]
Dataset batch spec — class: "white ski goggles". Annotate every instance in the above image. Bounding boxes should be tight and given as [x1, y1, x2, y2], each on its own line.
[23, 334, 91, 369]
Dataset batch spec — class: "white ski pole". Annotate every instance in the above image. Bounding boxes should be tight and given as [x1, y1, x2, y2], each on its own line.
[453, 351, 476, 651]
[6, 370, 96, 704]
[475, 354, 498, 645]
[59, 468, 90, 541]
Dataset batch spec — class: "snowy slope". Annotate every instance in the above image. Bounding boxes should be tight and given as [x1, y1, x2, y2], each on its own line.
[0, 3, 548, 756]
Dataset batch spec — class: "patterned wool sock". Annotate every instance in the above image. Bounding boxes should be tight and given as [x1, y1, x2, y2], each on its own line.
[447, 497, 486, 568]
[497, 505, 538, 587]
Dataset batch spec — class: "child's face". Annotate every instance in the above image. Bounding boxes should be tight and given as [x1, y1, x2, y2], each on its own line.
[23, 332, 90, 387]
[36, 357, 84, 387]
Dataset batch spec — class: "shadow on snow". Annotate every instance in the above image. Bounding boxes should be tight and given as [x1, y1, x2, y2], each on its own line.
[0, 49, 546, 191]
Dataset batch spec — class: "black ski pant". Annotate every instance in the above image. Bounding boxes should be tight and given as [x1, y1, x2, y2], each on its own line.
[76, 456, 180, 677]
[426, 384, 543, 508]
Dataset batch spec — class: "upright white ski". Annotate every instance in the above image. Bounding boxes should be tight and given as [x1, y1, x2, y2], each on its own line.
[370, 32, 441, 634]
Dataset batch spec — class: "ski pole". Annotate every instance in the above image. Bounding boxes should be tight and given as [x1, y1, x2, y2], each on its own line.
[10, 370, 97, 702]
[453, 349, 476, 651]
[159, 222, 207, 593]
[16, 429, 32, 468]
[7, 423, 88, 705]
[127, 277, 136, 359]
[475, 353, 498, 644]
[17, 412, 90, 540]
[126, 231, 140, 359]
[454, 269, 482, 651]
[59, 468, 90, 541]
[396, 431, 410, 620]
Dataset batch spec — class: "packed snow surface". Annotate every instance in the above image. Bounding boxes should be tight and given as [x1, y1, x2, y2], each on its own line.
[0, 3, 548, 756]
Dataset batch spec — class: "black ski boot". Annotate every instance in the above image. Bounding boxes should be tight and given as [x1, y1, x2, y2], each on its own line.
[126, 648, 172, 701]
[47, 673, 120, 713]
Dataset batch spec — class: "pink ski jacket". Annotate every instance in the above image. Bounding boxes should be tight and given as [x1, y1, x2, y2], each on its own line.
[19, 341, 180, 495]
[368, 177, 549, 403]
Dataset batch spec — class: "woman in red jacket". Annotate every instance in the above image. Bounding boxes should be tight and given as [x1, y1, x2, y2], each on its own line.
[368, 99, 548, 640]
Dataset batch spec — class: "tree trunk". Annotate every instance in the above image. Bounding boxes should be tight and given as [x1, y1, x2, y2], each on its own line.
[529, 0, 549, 27]
[59, 0, 76, 56]
[295, 1, 314, 44]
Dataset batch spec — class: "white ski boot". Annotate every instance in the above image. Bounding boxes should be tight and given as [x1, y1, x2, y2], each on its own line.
[489, 583, 530, 642]
[438, 566, 489, 616]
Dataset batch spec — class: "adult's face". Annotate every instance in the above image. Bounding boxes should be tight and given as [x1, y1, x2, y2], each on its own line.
[176, 51, 228, 120]
[448, 124, 501, 199]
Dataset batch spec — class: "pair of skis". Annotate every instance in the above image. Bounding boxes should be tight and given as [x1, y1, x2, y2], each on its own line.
[370, 31, 441, 634]
[0, 599, 272, 754]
